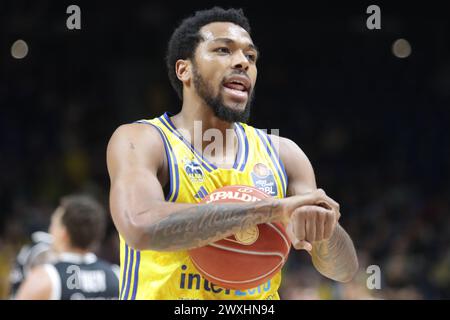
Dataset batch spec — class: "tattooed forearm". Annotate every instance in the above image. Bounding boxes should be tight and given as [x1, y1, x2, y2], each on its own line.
[310, 224, 359, 282]
[145, 200, 281, 251]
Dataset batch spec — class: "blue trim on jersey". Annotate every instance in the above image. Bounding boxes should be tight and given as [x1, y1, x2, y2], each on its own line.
[160, 113, 216, 172]
[120, 244, 129, 299]
[255, 129, 287, 198]
[157, 126, 180, 202]
[200, 186, 208, 198]
[267, 135, 288, 191]
[131, 251, 141, 300]
[237, 124, 249, 171]
[134, 120, 180, 202]
[172, 159, 180, 202]
[158, 116, 212, 173]
[233, 123, 243, 170]
[194, 186, 208, 199]
[123, 249, 135, 300]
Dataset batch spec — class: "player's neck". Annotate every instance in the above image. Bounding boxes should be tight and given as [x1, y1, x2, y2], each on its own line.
[58, 246, 90, 256]
[176, 101, 235, 133]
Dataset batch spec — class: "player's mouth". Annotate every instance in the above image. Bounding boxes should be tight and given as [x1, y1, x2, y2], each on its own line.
[222, 75, 251, 103]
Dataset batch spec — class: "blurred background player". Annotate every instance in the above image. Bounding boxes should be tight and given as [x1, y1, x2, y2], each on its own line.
[15, 195, 119, 300]
[8, 231, 54, 299]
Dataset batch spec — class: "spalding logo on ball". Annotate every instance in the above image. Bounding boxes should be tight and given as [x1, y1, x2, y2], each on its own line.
[188, 185, 291, 290]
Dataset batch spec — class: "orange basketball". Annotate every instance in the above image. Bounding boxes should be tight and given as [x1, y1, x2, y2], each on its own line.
[188, 185, 291, 290]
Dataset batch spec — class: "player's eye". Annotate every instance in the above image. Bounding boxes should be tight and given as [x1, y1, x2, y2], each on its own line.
[215, 47, 231, 54]
[246, 53, 257, 62]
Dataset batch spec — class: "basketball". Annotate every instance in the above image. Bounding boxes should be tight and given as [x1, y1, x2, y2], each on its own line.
[188, 185, 291, 290]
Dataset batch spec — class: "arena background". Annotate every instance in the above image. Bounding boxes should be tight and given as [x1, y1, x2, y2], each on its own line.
[1, 0, 449, 299]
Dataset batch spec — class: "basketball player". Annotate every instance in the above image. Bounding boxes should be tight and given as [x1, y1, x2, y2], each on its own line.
[107, 7, 358, 300]
[15, 195, 120, 300]
[9, 231, 54, 298]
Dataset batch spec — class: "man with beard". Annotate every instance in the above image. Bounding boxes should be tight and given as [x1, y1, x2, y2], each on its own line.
[107, 7, 358, 300]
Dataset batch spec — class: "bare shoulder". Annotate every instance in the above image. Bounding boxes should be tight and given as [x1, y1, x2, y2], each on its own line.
[107, 122, 165, 177]
[268, 134, 312, 169]
[268, 134, 316, 192]
[107, 122, 164, 154]
[15, 265, 52, 300]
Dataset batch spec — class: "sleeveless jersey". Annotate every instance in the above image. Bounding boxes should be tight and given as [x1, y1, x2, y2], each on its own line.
[43, 253, 119, 300]
[119, 112, 288, 300]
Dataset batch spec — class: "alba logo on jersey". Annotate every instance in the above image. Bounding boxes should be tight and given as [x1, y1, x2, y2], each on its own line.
[183, 158, 204, 183]
[250, 163, 278, 196]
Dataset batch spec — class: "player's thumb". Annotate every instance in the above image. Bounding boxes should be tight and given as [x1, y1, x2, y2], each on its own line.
[286, 222, 312, 252]
[294, 240, 312, 252]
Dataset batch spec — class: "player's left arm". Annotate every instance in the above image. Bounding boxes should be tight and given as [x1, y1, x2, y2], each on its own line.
[274, 135, 359, 283]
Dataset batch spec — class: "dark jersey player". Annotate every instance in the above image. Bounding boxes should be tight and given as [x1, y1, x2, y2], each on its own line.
[8, 231, 54, 298]
[15, 195, 119, 300]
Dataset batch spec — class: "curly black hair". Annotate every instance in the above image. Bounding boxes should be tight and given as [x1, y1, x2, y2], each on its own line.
[166, 7, 251, 100]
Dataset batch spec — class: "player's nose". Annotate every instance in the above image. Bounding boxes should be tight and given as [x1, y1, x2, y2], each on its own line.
[231, 50, 250, 71]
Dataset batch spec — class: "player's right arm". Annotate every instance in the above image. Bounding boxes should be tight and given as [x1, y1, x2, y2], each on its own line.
[15, 266, 52, 300]
[107, 124, 335, 252]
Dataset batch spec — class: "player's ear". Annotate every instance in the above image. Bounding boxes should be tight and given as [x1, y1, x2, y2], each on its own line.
[60, 226, 71, 247]
[175, 59, 191, 83]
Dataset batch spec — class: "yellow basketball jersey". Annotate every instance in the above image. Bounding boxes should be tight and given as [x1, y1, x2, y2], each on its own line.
[119, 112, 288, 300]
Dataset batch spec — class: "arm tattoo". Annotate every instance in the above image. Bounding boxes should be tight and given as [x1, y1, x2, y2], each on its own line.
[311, 224, 359, 282]
[146, 200, 281, 251]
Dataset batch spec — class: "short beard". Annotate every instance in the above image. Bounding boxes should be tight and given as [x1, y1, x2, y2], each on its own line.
[192, 65, 254, 123]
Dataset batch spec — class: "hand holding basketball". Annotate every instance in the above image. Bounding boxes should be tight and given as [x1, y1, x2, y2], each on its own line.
[188, 185, 292, 290]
